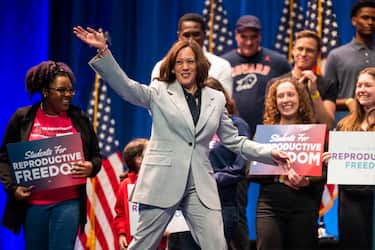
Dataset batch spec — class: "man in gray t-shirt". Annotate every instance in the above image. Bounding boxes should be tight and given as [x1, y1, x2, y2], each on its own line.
[324, 0, 375, 112]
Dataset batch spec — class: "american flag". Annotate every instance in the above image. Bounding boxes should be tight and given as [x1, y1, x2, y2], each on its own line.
[202, 0, 233, 55]
[305, 0, 340, 216]
[274, 0, 340, 217]
[305, 0, 340, 72]
[75, 75, 124, 250]
[274, 0, 305, 63]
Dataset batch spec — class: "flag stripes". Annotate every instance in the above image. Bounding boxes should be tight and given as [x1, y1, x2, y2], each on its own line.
[76, 78, 123, 250]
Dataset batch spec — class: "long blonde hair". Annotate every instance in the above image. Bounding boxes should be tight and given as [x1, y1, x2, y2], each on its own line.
[337, 67, 375, 131]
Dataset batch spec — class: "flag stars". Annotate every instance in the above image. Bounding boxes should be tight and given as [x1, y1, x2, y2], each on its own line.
[87, 80, 120, 156]
[274, 0, 305, 57]
[203, 0, 233, 54]
[107, 136, 113, 143]
[99, 133, 105, 139]
[330, 40, 337, 46]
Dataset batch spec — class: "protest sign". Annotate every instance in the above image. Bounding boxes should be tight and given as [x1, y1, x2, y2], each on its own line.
[7, 133, 86, 190]
[250, 124, 326, 176]
[328, 131, 375, 185]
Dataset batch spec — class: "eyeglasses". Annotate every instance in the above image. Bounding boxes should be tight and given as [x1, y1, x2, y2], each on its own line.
[48, 87, 76, 95]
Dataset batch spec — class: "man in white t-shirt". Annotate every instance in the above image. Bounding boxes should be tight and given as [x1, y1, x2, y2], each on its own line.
[151, 13, 233, 96]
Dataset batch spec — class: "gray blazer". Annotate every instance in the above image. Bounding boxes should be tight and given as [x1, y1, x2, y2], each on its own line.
[89, 52, 275, 210]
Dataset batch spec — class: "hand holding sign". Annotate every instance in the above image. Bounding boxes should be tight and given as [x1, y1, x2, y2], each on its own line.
[322, 152, 332, 164]
[286, 168, 310, 188]
[14, 186, 34, 200]
[71, 161, 93, 178]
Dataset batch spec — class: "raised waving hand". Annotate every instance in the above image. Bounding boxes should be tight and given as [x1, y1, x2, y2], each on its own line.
[73, 26, 106, 50]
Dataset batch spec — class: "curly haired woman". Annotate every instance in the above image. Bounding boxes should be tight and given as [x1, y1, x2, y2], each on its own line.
[256, 77, 325, 250]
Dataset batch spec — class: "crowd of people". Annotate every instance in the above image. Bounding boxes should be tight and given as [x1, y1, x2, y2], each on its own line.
[1, 0, 375, 250]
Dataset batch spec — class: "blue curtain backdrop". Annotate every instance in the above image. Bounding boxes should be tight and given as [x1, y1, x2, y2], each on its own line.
[0, 0, 357, 249]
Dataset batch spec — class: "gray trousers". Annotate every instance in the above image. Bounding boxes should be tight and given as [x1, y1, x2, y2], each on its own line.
[128, 169, 227, 250]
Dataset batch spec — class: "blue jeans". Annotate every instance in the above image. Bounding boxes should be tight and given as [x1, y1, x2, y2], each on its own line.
[24, 199, 80, 250]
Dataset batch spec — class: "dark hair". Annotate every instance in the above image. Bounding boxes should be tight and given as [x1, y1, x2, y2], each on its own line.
[351, 0, 375, 17]
[264, 77, 315, 124]
[158, 40, 210, 88]
[25, 61, 75, 99]
[204, 77, 238, 115]
[178, 13, 206, 32]
[337, 67, 375, 131]
[123, 138, 148, 173]
[295, 30, 322, 51]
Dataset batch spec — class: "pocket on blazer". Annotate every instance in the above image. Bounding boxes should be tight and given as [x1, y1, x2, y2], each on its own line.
[148, 140, 173, 152]
[143, 155, 172, 166]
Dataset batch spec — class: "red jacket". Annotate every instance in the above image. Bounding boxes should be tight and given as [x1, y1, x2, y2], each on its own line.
[114, 173, 167, 249]
[114, 172, 138, 244]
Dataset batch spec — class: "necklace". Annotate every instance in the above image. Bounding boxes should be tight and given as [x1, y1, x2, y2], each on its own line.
[40, 103, 59, 117]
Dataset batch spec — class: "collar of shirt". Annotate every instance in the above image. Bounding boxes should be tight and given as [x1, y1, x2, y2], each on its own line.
[351, 38, 375, 50]
[182, 87, 202, 126]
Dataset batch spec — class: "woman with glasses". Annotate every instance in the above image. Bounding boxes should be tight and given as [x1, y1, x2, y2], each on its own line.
[0, 61, 102, 250]
[73, 26, 291, 250]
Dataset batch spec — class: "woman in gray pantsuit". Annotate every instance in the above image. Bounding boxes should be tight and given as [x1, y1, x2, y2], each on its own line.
[73, 26, 292, 250]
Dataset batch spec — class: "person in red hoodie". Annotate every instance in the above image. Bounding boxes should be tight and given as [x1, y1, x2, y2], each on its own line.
[114, 138, 147, 249]
[114, 138, 167, 250]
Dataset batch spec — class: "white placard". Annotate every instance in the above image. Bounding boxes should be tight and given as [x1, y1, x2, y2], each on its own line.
[128, 184, 189, 235]
[165, 210, 189, 233]
[327, 131, 375, 185]
[128, 184, 139, 235]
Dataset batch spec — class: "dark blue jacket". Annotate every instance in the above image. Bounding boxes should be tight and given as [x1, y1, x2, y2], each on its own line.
[209, 115, 250, 206]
